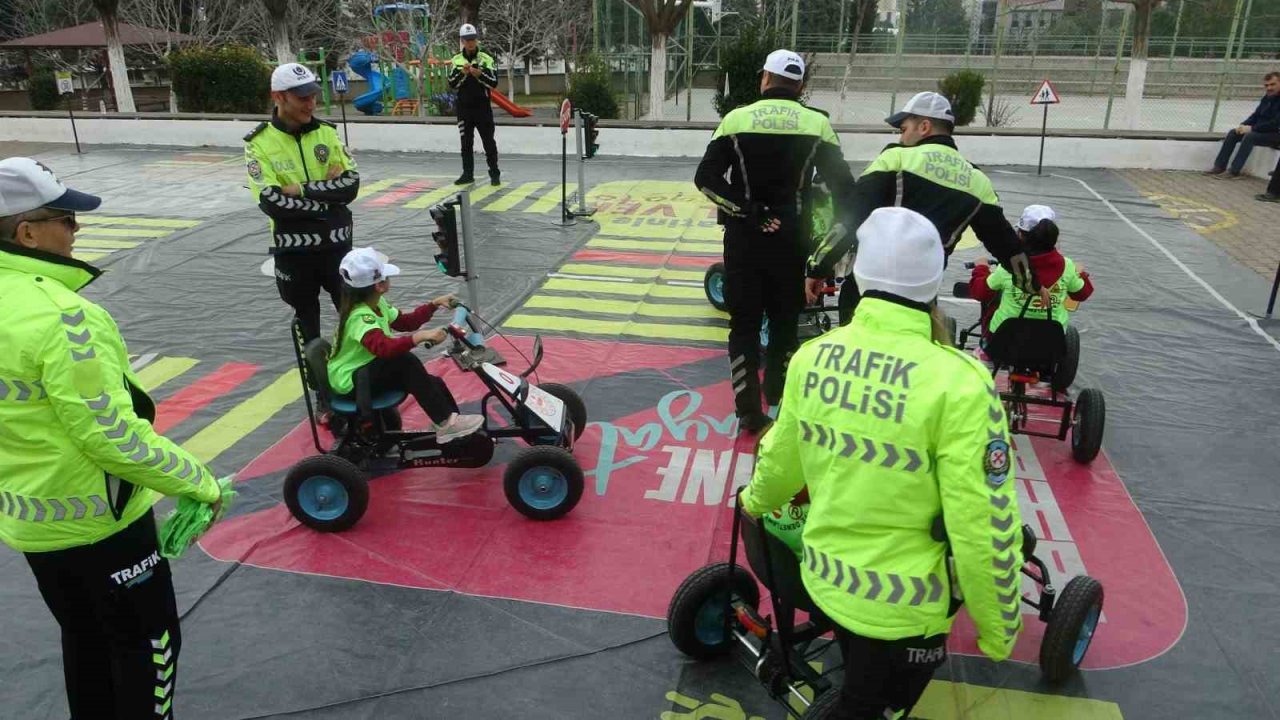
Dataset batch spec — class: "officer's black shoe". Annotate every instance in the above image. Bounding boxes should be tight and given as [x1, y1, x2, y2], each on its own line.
[454, 173, 474, 185]
[489, 171, 501, 186]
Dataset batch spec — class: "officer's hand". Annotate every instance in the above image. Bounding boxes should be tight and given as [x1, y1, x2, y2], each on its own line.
[1008, 252, 1034, 292]
[207, 496, 224, 525]
[432, 294, 457, 308]
[281, 184, 302, 197]
[1238, 124, 1251, 135]
[414, 328, 448, 346]
[804, 277, 825, 305]
[326, 164, 344, 180]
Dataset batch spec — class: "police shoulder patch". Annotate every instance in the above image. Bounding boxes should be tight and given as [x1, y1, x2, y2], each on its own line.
[247, 159, 263, 181]
[361, 315, 376, 324]
[243, 121, 268, 142]
[984, 438, 1011, 487]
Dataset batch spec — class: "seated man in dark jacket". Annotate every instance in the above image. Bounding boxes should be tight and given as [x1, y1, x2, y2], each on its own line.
[1205, 72, 1280, 178]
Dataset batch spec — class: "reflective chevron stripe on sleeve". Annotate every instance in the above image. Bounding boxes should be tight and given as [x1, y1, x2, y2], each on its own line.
[0, 378, 47, 402]
[1, 490, 109, 521]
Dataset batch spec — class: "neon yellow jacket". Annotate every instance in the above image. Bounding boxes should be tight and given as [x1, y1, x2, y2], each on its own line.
[327, 298, 400, 396]
[986, 257, 1087, 332]
[0, 245, 220, 553]
[741, 297, 1023, 660]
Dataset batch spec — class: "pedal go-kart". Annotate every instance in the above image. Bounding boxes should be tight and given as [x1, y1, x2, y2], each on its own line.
[703, 262, 840, 347]
[952, 261, 1105, 464]
[667, 491, 1105, 718]
[285, 303, 588, 532]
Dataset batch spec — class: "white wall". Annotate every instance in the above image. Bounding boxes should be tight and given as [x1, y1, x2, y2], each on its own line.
[1, 115, 1274, 179]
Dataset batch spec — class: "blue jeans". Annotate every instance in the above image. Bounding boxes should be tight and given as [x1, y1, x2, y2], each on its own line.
[1214, 130, 1280, 174]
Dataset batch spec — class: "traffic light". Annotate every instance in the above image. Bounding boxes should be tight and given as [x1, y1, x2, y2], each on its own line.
[581, 111, 599, 159]
[429, 200, 462, 277]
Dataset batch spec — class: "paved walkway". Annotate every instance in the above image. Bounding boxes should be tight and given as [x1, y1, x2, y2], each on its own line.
[1119, 168, 1280, 280]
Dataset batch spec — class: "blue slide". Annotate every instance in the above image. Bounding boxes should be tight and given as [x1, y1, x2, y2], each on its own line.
[349, 50, 384, 115]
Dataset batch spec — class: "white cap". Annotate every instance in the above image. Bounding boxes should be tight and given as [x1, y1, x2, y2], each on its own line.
[459, 23, 478, 39]
[0, 157, 101, 217]
[762, 49, 805, 81]
[1017, 204, 1057, 232]
[339, 247, 401, 288]
[853, 207, 945, 304]
[271, 63, 321, 96]
[886, 91, 956, 128]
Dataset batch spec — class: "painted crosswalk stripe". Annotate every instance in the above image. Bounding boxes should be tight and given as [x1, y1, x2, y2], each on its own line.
[466, 183, 506, 205]
[182, 370, 302, 465]
[404, 184, 468, 209]
[78, 217, 199, 229]
[74, 239, 142, 250]
[523, 294, 726, 321]
[153, 363, 260, 435]
[356, 176, 410, 199]
[483, 181, 546, 212]
[557, 263, 705, 282]
[524, 184, 576, 214]
[505, 314, 727, 343]
[365, 179, 434, 208]
[542, 277, 704, 300]
[73, 251, 110, 262]
[76, 227, 173, 239]
[130, 353, 158, 372]
[134, 357, 199, 393]
[587, 237, 721, 255]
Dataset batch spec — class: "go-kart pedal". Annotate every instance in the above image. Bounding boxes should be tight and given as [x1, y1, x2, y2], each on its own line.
[432, 413, 484, 444]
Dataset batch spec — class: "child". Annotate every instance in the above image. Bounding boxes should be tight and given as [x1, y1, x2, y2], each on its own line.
[327, 247, 484, 443]
[968, 205, 1094, 342]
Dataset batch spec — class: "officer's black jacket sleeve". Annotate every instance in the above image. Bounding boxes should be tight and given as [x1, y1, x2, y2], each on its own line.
[693, 136, 748, 218]
[806, 166, 896, 278]
[969, 203, 1023, 265]
[447, 66, 464, 90]
[302, 170, 361, 205]
[478, 64, 499, 90]
[258, 186, 333, 221]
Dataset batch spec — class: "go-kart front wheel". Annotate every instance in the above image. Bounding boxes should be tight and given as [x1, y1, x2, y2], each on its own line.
[284, 455, 369, 533]
[1039, 575, 1104, 683]
[704, 262, 727, 311]
[503, 446, 584, 520]
[801, 687, 842, 719]
[536, 382, 587, 442]
[667, 562, 761, 660]
[1071, 388, 1105, 463]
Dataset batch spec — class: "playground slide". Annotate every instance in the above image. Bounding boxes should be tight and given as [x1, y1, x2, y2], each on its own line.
[348, 50, 384, 116]
[490, 88, 532, 118]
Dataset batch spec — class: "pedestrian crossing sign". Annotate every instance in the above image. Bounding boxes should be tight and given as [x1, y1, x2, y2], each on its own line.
[1030, 79, 1061, 105]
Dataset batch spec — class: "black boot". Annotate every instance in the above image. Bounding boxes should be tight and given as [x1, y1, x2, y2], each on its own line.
[454, 172, 474, 185]
[489, 169, 501, 186]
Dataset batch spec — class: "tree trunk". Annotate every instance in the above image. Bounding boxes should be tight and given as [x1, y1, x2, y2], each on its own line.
[507, 63, 515, 97]
[459, 0, 483, 24]
[837, 1, 872, 122]
[648, 33, 667, 119]
[523, 56, 531, 95]
[272, 21, 292, 64]
[1124, 0, 1152, 129]
[100, 12, 136, 112]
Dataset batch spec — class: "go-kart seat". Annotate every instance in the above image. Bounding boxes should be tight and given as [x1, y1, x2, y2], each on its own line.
[984, 317, 1066, 379]
[740, 511, 826, 619]
[302, 338, 406, 417]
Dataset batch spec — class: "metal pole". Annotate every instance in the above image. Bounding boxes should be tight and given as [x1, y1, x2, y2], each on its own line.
[338, 92, 349, 147]
[686, 3, 693, 122]
[458, 189, 480, 314]
[838, 0, 847, 52]
[575, 111, 589, 213]
[1168, 0, 1184, 70]
[889, 9, 906, 116]
[68, 104, 81, 154]
[1209, 0, 1246, 132]
[1037, 103, 1047, 175]
[791, 0, 799, 48]
[1265, 261, 1280, 318]
[594, 0, 601, 53]
[1102, 7, 1130, 130]
[561, 130, 571, 223]
[1236, 0, 1255, 61]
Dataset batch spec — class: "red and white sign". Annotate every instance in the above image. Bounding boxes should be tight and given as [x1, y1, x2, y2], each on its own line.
[559, 99, 573, 134]
[1031, 79, 1061, 105]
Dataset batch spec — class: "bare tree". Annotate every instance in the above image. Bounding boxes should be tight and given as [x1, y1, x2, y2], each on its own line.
[262, 0, 291, 62]
[5, 0, 95, 39]
[92, 0, 136, 111]
[120, 0, 259, 58]
[627, 0, 693, 119]
[480, 0, 551, 96]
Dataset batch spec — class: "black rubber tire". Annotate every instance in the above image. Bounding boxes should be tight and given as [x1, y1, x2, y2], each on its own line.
[1039, 575, 1105, 684]
[801, 687, 842, 719]
[705, 262, 728, 311]
[1052, 325, 1081, 393]
[537, 382, 587, 441]
[666, 562, 760, 660]
[503, 446, 584, 520]
[1071, 388, 1105, 463]
[283, 454, 369, 533]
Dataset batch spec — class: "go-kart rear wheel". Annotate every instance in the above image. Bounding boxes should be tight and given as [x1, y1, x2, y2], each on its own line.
[284, 455, 369, 533]
[801, 686, 842, 718]
[705, 262, 728, 311]
[503, 446, 584, 520]
[1039, 575, 1104, 683]
[667, 562, 760, 660]
[1070, 388, 1105, 463]
[1052, 325, 1081, 393]
[537, 382, 587, 441]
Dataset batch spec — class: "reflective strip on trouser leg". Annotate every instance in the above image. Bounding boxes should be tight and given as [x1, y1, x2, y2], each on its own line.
[152, 630, 174, 718]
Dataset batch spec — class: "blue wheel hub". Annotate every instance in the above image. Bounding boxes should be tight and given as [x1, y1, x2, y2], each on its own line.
[1072, 603, 1101, 665]
[297, 475, 350, 521]
[709, 272, 725, 304]
[518, 467, 568, 510]
[694, 592, 730, 646]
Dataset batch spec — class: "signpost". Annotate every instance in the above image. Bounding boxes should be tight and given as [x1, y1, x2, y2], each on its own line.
[559, 99, 574, 225]
[56, 71, 81, 154]
[330, 70, 350, 147]
[1029, 79, 1061, 176]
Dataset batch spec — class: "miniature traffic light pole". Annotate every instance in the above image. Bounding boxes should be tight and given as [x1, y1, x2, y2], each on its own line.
[430, 190, 505, 365]
[560, 104, 597, 224]
[572, 109, 598, 217]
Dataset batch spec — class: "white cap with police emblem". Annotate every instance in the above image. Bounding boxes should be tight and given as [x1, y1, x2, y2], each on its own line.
[271, 62, 321, 97]
[762, 49, 805, 81]
[459, 23, 478, 39]
[0, 157, 101, 216]
[886, 91, 956, 129]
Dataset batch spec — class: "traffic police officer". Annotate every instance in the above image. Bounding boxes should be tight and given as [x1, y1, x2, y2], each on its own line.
[805, 91, 1034, 325]
[742, 207, 1024, 719]
[245, 61, 360, 345]
[449, 23, 502, 186]
[0, 157, 223, 718]
[694, 49, 857, 434]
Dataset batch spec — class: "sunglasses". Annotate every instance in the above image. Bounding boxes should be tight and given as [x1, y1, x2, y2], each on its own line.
[27, 213, 78, 231]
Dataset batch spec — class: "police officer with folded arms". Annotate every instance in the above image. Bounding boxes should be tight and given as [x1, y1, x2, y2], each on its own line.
[0, 157, 223, 718]
[741, 207, 1024, 719]
[449, 23, 502, 186]
[694, 49, 856, 435]
[245, 61, 360, 345]
[805, 91, 1033, 325]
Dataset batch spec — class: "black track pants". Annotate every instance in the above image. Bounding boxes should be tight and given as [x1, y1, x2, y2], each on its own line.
[275, 244, 349, 344]
[363, 353, 460, 425]
[828, 627, 948, 719]
[24, 510, 182, 720]
[458, 111, 499, 177]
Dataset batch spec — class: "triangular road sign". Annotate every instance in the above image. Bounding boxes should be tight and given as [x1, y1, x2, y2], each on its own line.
[1030, 79, 1061, 105]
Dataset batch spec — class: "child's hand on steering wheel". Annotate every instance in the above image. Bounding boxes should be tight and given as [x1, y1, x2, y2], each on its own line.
[431, 294, 457, 309]
[414, 328, 448, 346]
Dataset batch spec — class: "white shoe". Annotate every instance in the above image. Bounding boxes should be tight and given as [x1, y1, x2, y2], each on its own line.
[433, 413, 484, 443]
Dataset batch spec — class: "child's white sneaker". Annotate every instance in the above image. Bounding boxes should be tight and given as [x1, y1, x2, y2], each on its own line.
[433, 413, 484, 443]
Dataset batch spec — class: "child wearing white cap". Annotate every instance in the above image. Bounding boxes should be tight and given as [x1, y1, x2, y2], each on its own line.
[968, 204, 1095, 343]
[326, 247, 484, 442]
